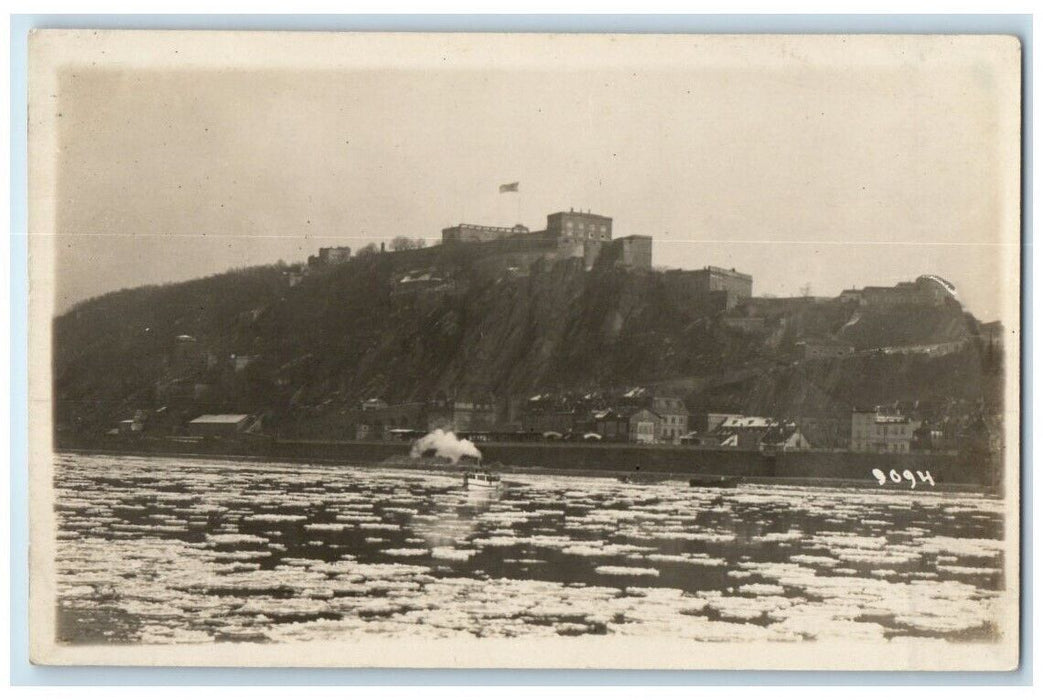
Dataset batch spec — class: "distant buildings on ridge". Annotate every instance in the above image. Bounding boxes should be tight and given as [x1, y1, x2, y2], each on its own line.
[297, 206, 753, 309]
[93, 204, 986, 457]
[840, 275, 958, 308]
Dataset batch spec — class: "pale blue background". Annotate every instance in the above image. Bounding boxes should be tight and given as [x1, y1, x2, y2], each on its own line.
[9, 13, 1032, 686]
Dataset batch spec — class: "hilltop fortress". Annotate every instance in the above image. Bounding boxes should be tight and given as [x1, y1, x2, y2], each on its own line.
[302, 209, 970, 320]
[442, 208, 654, 275]
[303, 208, 754, 312]
[442, 209, 753, 310]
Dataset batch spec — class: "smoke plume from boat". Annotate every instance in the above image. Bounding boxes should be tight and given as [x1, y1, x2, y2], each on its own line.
[410, 429, 482, 464]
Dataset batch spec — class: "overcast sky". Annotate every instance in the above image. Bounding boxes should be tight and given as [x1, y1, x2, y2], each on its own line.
[51, 37, 1018, 321]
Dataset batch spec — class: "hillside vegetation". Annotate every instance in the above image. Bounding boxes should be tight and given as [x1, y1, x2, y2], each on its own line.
[53, 251, 1000, 436]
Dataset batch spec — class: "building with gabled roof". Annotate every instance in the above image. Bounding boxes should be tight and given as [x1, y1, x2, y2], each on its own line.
[760, 423, 811, 452]
[186, 414, 258, 437]
[712, 415, 780, 450]
[627, 408, 662, 444]
[850, 406, 920, 453]
[652, 396, 688, 443]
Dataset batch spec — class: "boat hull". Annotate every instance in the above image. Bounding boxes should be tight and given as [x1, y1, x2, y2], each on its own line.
[463, 471, 502, 490]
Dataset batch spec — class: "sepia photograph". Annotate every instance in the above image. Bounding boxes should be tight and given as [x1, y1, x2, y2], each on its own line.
[26, 30, 1022, 670]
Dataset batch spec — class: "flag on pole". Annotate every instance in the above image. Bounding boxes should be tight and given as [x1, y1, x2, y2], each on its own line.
[499, 182, 519, 193]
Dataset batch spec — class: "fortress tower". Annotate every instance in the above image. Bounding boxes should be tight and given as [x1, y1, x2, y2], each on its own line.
[545, 209, 613, 242]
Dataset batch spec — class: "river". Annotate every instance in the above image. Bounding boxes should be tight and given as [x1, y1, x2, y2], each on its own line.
[53, 453, 1006, 645]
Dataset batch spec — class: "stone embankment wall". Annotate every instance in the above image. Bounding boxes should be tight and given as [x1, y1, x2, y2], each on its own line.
[57, 435, 990, 485]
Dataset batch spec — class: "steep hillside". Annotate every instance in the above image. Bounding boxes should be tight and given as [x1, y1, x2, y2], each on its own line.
[836, 304, 973, 349]
[53, 251, 995, 436]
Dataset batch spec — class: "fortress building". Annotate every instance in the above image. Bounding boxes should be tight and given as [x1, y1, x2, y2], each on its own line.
[690, 266, 753, 309]
[305, 208, 751, 314]
[663, 265, 753, 313]
[545, 211, 613, 241]
[441, 209, 649, 272]
[441, 210, 611, 247]
[841, 275, 959, 308]
[441, 223, 530, 243]
[308, 246, 353, 266]
[610, 235, 653, 270]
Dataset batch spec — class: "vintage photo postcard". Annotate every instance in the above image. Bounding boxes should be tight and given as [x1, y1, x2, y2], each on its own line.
[27, 30, 1021, 669]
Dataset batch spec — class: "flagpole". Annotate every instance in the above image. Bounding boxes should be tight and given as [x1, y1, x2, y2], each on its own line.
[498, 182, 521, 226]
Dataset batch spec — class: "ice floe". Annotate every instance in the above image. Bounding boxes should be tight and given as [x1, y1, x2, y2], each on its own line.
[595, 566, 659, 577]
[53, 453, 1008, 645]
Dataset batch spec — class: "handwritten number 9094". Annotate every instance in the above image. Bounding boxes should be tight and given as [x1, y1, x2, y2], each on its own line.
[871, 468, 935, 488]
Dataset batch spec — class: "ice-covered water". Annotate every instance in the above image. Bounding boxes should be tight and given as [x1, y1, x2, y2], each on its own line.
[54, 453, 1006, 645]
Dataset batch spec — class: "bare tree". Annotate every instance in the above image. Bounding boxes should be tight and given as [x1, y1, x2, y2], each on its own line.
[390, 236, 420, 251]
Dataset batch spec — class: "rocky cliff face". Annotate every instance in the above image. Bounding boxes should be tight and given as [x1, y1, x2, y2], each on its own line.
[53, 252, 996, 435]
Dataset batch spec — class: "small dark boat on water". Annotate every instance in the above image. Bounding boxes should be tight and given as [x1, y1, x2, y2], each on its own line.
[618, 474, 672, 485]
[688, 475, 742, 489]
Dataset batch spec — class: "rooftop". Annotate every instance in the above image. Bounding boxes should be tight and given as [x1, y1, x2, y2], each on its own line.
[719, 415, 778, 429]
[443, 223, 530, 234]
[548, 210, 612, 221]
[761, 424, 802, 443]
[188, 414, 250, 424]
[699, 266, 753, 280]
